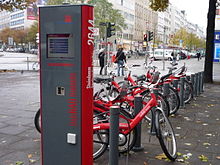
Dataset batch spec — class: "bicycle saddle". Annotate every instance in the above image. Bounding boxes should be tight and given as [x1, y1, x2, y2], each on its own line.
[133, 74, 146, 81]
[160, 73, 172, 82]
[94, 77, 112, 83]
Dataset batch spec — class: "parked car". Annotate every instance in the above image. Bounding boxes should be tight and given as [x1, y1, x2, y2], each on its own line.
[30, 49, 38, 54]
[0, 47, 3, 52]
[150, 49, 173, 61]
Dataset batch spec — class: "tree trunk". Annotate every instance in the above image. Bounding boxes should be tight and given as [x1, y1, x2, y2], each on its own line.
[204, 0, 216, 83]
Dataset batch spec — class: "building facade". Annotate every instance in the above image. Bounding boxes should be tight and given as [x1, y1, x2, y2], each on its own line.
[134, 0, 158, 50]
[108, 0, 135, 50]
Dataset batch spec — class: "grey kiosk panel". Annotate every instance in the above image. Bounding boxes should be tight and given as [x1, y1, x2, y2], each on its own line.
[40, 5, 82, 165]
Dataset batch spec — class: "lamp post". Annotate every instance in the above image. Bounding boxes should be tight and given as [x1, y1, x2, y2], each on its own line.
[163, 26, 167, 70]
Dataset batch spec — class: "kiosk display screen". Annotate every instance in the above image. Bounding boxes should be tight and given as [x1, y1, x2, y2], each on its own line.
[47, 34, 74, 58]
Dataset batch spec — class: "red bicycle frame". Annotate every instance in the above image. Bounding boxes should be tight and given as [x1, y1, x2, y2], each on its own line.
[93, 92, 158, 135]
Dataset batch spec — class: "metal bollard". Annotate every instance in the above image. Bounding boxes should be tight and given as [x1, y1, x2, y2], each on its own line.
[163, 83, 170, 97]
[201, 71, 204, 92]
[109, 106, 120, 165]
[150, 89, 159, 135]
[179, 77, 185, 108]
[132, 95, 144, 151]
[197, 72, 201, 95]
[186, 75, 191, 82]
[190, 74, 195, 98]
[198, 72, 202, 94]
[194, 73, 198, 97]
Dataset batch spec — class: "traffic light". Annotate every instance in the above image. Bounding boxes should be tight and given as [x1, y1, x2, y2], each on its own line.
[107, 22, 115, 38]
[143, 33, 148, 41]
[148, 31, 154, 41]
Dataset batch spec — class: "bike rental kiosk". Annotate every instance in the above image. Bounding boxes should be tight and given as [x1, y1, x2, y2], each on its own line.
[39, 5, 94, 165]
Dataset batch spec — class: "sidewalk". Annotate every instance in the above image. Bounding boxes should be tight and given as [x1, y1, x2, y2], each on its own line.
[0, 57, 219, 165]
[94, 83, 220, 165]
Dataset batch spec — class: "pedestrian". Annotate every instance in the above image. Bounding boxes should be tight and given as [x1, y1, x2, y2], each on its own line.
[116, 48, 126, 76]
[98, 48, 105, 75]
[171, 50, 177, 64]
[196, 51, 201, 61]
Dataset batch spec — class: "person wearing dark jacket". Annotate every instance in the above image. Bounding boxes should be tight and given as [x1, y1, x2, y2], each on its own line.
[116, 48, 126, 76]
[98, 48, 105, 75]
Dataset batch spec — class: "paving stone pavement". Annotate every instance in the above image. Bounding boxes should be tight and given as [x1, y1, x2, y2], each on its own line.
[0, 58, 219, 165]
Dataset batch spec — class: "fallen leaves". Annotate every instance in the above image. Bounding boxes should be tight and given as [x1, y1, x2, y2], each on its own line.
[203, 142, 211, 146]
[198, 154, 208, 162]
[15, 161, 24, 165]
[155, 153, 168, 160]
[216, 156, 220, 160]
[207, 104, 215, 108]
[184, 143, 192, 146]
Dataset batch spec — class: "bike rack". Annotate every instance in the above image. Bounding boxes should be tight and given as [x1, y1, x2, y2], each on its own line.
[132, 95, 144, 151]
[179, 77, 185, 108]
[109, 106, 120, 165]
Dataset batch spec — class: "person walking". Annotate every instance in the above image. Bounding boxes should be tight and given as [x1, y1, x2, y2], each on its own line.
[196, 51, 201, 61]
[116, 48, 126, 76]
[98, 48, 105, 75]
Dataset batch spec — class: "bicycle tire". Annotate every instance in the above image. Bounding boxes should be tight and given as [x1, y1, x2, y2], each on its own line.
[155, 109, 177, 161]
[166, 86, 180, 114]
[117, 109, 137, 154]
[93, 111, 109, 160]
[34, 109, 41, 133]
[94, 87, 119, 102]
[183, 80, 193, 104]
[143, 92, 170, 122]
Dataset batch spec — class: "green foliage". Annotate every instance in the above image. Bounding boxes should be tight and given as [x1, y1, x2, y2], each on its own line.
[169, 28, 206, 50]
[149, 0, 169, 12]
[0, 0, 36, 11]
[27, 21, 38, 44]
[88, 0, 126, 38]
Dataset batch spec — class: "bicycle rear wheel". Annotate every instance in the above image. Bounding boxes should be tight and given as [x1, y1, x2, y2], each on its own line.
[183, 80, 193, 104]
[166, 86, 180, 114]
[155, 109, 177, 161]
[93, 111, 109, 160]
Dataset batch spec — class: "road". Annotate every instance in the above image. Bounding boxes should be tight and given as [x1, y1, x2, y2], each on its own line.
[0, 52, 39, 71]
[0, 55, 219, 165]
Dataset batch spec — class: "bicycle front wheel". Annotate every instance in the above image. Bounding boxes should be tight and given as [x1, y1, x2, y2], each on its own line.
[155, 109, 177, 161]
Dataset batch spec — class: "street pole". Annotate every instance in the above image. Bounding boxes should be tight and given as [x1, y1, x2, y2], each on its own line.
[104, 24, 108, 75]
[163, 26, 166, 70]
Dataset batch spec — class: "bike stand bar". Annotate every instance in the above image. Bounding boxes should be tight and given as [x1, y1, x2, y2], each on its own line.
[150, 89, 159, 135]
[132, 95, 144, 152]
[186, 75, 191, 82]
[199, 72, 202, 94]
[109, 106, 120, 165]
[172, 79, 178, 91]
[201, 71, 204, 92]
[197, 72, 201, 95]
[163, 83, 170, 97]
[194, 73, 198, 97]
[179, 77, 185, 108]
[190, 74, 195, 98]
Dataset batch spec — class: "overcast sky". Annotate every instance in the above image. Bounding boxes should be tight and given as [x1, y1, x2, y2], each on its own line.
[170, 0, 209, 29]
